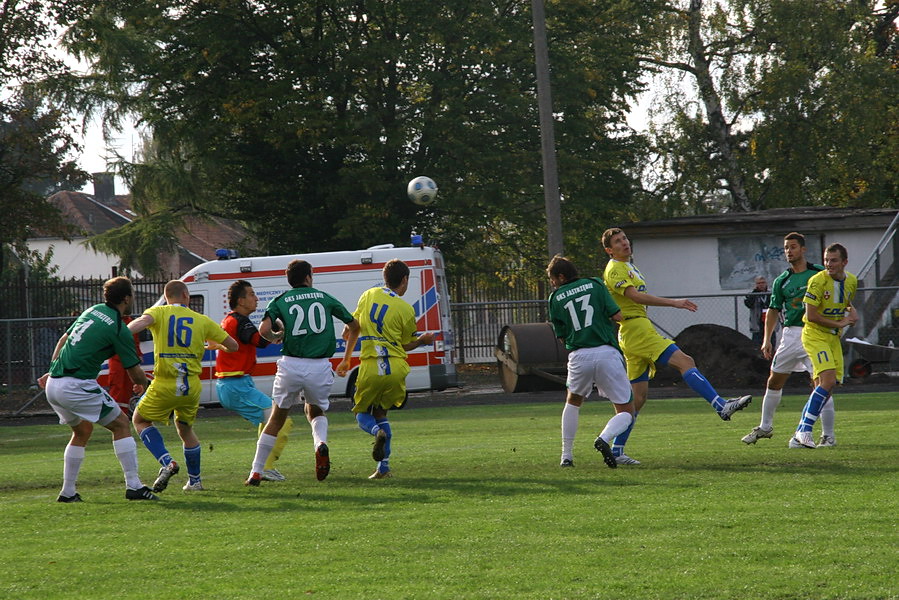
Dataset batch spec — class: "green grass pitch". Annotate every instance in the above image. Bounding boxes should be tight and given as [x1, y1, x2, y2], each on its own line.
[1, 392, 896, 599]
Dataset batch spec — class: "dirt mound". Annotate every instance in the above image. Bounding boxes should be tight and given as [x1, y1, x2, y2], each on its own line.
[653, 324, 770, 388]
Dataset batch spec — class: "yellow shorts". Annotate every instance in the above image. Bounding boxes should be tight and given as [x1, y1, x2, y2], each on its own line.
[618, 317, 676, 381]
[352, 357, 410, 414]
[136, 377, 201, 426]
[801, 327, 844, 382]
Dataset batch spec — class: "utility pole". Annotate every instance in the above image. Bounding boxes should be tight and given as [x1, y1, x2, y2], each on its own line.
[531, 0, 563, 258]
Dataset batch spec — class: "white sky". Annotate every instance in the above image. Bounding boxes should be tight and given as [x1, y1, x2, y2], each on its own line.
[77, 117, 141, 194]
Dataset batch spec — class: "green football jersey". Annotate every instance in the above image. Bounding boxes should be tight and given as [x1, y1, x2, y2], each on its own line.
[548, 277, 622, 350]
[49, 303, 141, 380]
[265, 286, 355, 359]
[769, 264, 824, 327]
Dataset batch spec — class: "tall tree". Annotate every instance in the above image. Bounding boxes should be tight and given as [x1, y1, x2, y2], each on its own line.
[638, 0, 899, 214]
[0, 1, 89, 275]
[50, 0, 648, 276]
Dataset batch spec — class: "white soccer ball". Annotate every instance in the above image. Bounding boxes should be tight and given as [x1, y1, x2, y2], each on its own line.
[407, 176, 438, 206]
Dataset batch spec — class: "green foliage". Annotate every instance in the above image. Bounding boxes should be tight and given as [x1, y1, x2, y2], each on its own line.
[0, 2, 90, 271]
[48, 0, 648, 275]
[1, 393, 897, 598]
[639, 0, 899, 214]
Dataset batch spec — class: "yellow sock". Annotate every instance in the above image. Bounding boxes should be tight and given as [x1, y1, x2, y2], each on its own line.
[262, 417, 293, 470]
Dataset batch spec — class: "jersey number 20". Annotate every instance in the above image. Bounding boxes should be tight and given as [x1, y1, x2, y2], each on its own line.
[289, 302, 327, 335]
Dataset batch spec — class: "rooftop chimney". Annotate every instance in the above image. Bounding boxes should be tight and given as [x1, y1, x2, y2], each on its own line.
[92, 172, 115, 205]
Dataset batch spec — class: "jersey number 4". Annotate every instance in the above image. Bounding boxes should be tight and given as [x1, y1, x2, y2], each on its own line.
[369, 303, 389, 334]
[563, 295, 594, 331]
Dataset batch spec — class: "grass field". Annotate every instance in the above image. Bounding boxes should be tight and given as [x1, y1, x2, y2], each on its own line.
[1, 392, 896, 600]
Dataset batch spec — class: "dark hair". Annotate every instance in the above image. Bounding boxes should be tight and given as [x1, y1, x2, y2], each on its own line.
[164, 280, 188, 301]
[228, 280, 252, 309]
[601, 227, 624, 249]
[546, 255, 579, 282]
[784, 232, 806, 246]
[103, 276, 133, 305]
[286, 259, 312, 288]
[383, 259, 409, 289]
[825, 243, 848, 260]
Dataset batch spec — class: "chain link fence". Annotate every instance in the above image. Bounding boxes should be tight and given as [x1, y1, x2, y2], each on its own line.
[450, 287, 899, 363]
[4, 283, 897, 413]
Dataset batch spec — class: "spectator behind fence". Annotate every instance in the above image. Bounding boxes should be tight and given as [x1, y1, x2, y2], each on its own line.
[744, 276, 772, 346]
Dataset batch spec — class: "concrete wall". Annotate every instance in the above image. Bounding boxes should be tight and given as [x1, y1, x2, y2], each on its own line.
[624, 227, 886, 340]
[28, 238, 134, 279]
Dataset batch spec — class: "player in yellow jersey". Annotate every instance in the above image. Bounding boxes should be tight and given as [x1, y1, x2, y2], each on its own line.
[337, 259, 434, 479]
[789, 243, 857, 449]
[128, 280, 237, 492]
[601, 228, 752, 465]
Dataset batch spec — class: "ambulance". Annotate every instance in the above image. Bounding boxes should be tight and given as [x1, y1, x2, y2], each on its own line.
[132, 243, 458, 405]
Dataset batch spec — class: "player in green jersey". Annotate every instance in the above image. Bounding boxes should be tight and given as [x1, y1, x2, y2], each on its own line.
[742, 232, 828, 445]
[129, 280, 237, 493]
[246, 259, 359, 485]
[601, 228, 752, 465]
[790, 243, 857, 449]
[38, 276, 157, 502]
[337, 259, 434, 479]
[547, 256, 634, 469]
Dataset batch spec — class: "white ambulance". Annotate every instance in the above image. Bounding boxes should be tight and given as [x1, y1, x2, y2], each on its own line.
[133, 244, 458, 405]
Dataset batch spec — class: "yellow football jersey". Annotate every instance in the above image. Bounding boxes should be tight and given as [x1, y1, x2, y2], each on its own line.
[802, 270, 858, 335]
[603, 259, 649, 319]
[144, 304, 228, 380]
[353, 287, 417, 360]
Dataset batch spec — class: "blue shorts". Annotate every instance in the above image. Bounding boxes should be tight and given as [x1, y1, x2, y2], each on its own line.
[216, 376, 272, 425]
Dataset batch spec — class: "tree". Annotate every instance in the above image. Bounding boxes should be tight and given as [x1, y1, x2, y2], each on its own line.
[637, 0, 899, 214]
[50, 0, 649, 276]
[0, 1, 90, 276]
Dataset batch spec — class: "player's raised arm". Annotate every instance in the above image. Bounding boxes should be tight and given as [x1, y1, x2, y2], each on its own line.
[623, 286, 697, 312]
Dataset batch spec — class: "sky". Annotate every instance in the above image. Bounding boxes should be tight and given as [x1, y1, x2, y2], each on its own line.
[78, 117, 141, 194]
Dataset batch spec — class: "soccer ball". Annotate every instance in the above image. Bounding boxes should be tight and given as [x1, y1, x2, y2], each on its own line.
[407, 176, 438, 206]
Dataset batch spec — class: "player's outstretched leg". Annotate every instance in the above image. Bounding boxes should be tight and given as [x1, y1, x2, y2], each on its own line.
[681, 367, 751, 420]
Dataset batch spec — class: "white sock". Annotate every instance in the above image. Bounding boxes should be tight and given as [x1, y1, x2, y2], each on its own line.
[310, 415, 328, 447]
[113, 437, 143, 490]
[61, 444, 86, 497]
[760, 388, 783, 430]
[599, 412, 634, 443]
[561, 403, 580, 460]
[252, 433, 277, 474]
[820, 396, 835, 438]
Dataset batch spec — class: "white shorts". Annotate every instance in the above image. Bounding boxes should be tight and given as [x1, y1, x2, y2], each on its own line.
[566, 345, 632, 404]
[770, 326, 813, 375]
[271, 356, 333, 410]
[45, 376, 122, 427]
